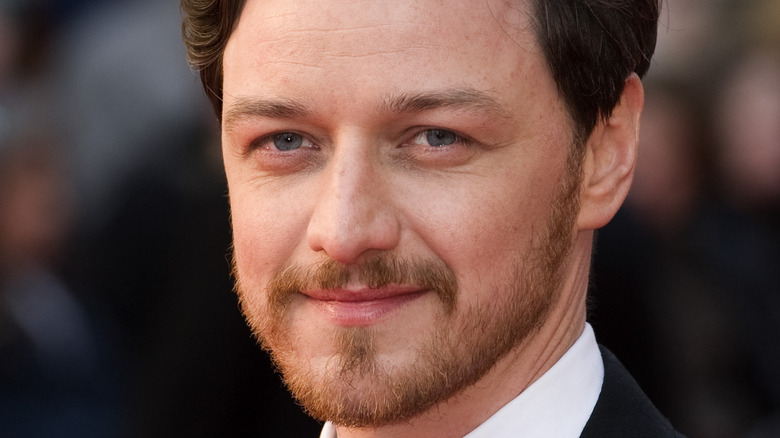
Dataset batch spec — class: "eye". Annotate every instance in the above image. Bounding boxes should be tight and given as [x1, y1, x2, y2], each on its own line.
[272, 132, 307, 151]
[248, 131, 317, 154]
[239, 130, 322, 172]
[412, 129, 460, 147]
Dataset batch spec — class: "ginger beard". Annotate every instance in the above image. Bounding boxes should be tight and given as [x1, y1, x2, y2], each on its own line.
[233, 146, 584, 428]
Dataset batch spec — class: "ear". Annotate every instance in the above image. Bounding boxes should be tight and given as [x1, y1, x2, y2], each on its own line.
[577, 74, 644, 230]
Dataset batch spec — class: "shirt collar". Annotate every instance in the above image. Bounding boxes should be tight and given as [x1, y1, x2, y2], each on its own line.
[464, 323, 603, 438]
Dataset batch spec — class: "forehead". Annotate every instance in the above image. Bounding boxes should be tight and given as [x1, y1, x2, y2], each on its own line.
[223, 0, 549, 108]
[231, 0, 534, 48]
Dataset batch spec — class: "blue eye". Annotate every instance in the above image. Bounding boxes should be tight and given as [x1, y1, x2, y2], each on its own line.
[424, 129, 457, 147]
[273, 132, 304, 151]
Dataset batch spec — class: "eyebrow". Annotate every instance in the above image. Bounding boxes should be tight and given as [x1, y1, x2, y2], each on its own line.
[383, 88, 511, 119]
[222, 87, 511, 132]
[223, 97, 311, 132]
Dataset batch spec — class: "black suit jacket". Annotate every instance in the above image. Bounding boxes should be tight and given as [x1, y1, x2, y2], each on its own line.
[580, 347, 685, 437]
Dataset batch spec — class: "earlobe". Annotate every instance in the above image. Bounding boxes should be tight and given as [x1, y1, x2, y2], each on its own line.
[576, 74, 644, 230]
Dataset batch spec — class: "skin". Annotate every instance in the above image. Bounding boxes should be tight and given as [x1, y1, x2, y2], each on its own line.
[221, 0, 643, 436]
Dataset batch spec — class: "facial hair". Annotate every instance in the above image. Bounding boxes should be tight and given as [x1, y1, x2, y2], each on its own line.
[233, 147, 584, 428]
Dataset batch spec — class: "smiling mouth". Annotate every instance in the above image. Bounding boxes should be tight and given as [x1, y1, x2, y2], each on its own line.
[301, 286, 429, 326]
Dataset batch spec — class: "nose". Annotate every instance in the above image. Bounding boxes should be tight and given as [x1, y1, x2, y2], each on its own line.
[306, 144, 401, 265]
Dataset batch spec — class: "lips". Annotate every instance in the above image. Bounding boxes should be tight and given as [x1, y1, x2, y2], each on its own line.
[301, 286, 428, 326]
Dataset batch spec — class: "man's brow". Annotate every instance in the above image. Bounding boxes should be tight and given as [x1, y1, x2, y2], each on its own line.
[383, 88, 511, 119]
[222, 88, 510, 132]
[223, 97, 311, 132]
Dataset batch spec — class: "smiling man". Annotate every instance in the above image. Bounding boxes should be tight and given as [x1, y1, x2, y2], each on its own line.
[180, 0, 681, 437]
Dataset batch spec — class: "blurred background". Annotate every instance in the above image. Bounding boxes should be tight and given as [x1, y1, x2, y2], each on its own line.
[0, 0, 777, 437]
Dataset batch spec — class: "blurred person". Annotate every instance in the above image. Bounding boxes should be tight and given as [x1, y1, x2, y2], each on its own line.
[181, 1, 683, 437]
[591, 2, 780, 437]
[707, 47, 780, 438]
[650, 0, 731, 80]
[0, 23, 11, 145]
[630, 81, 709, 230]
[0, 5, 20, 95]
[592, 80, 764, 438]
[715, 50, 780, 211]
[0, 139, 116, 437]
[30, 1, 324, 435]
[44, 0, 207, 233]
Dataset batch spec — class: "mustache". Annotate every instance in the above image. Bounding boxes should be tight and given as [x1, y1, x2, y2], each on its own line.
[267, 255, 458, 316]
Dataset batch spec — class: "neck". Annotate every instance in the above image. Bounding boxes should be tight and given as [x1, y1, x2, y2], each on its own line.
[336, 232, 594, 438]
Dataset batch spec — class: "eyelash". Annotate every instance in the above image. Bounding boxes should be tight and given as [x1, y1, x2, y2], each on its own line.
[248, 132, 318, 153]
[407, 128, 472, 149]
[246, 127, 473, 155]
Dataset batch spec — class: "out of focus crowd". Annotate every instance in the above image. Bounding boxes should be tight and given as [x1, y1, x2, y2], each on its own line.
[0, 1, 777, 437]
[591, 2, 780, 437]
[0, 1, 320, 436]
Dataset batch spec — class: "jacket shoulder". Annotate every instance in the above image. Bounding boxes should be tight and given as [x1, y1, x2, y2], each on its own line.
[580, 346, 685, 438]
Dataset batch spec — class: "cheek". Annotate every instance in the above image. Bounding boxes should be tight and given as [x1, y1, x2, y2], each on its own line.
[229, 185, 311, 288]
[402, 170, 555, 281]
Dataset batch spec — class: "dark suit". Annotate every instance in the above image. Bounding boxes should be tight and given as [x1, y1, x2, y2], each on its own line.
[581, 347, 685, 437]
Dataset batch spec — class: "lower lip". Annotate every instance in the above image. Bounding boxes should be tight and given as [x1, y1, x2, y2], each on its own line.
[308, 291, 427, 326]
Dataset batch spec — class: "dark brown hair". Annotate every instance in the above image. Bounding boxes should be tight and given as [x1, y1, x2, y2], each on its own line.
[533, 0, 659, 138]
[180, 0, 246, 116]
[180, 0, 659, 138]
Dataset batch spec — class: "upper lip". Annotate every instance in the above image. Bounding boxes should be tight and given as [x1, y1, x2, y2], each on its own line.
[301, 285, 424, 302]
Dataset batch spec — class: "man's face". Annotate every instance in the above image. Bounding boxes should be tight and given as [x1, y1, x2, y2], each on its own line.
[222, 0, 581, 427]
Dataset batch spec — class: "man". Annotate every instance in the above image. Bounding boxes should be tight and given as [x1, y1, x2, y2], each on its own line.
[180, 0, 682, 436]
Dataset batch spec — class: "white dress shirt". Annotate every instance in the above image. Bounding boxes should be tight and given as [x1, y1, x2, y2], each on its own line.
[320, 323, 604, 438]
